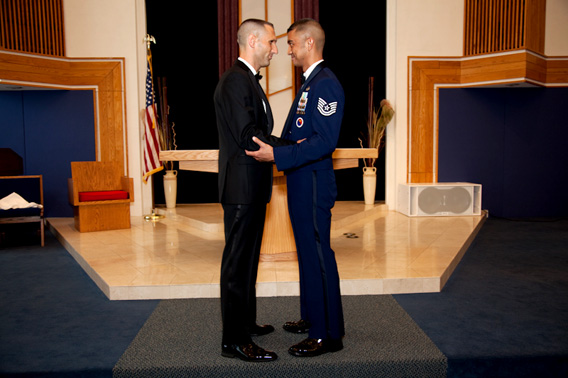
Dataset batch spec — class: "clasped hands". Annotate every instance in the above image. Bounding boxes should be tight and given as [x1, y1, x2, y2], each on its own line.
[245, 136, 304, 162]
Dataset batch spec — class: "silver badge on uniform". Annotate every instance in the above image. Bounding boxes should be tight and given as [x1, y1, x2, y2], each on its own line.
[317, 97, 337, 116]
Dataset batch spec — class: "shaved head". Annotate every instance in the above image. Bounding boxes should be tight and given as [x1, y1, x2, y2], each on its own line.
[287, 18, 325, 52]
[237, 19, 275, 48]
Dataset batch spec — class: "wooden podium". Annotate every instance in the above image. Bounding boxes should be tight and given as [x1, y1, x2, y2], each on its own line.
[160, 149, 377, 261]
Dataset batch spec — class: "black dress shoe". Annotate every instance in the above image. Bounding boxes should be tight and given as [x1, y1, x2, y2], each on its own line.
[282, 319, 311, 333]
[222, 342, 278, 362]
[288, 337, 343, 357]
[248, 324, 275, 336]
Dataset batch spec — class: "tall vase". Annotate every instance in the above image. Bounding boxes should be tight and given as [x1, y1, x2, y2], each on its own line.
[363, 167, 377, 205]
[163, 170, 177, 209]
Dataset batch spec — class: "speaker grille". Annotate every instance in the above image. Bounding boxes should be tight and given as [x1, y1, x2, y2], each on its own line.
[397, 183, 482, 217]
[418, 187, 472, 215]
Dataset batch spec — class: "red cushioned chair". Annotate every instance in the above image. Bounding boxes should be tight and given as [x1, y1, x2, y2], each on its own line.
[68, 161, 133, 232]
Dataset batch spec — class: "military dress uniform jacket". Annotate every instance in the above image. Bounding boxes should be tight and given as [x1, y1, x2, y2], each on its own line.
[274, 63, 344, 171]
[214, 59, 293, 205]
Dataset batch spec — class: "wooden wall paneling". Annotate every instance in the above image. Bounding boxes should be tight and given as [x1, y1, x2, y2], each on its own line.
[547, 59, 568, 83]
[460, 52, 528, 83]
[0, 51, 127, 173]
[111, 64, 127, 167]
[97, 76, 115, 164]
[0, 0, 64, 56]
[408, 59, 461, 183]
[0, 5, 5, 49]
[483, 0, 490, 53]
[505, 0, 513, 50]
[512, 0, 520, 49]
[525, 0, 546, 54]
[495, 0, 502, 52]
[90, 91, 100, 163]
[428, 61, 462, 85]
[463, 0, 469, 55]
[96, 61, 126, 167]
[463, 0, 546, 56]
[525, 53, 548, 83]
[409, 91, 435, 180]
[409, 61, 432, 182]
[488, 0, 496, 52]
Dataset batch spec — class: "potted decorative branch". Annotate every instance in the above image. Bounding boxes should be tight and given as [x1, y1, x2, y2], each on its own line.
[359, 78, 394, 204]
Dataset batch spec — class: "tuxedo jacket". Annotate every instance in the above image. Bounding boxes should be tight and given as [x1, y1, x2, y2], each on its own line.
[273, 63, 344, 173]
[214, 60, 293, 205]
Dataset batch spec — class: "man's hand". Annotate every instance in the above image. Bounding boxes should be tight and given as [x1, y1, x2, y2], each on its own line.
[245, 136, 275, 162]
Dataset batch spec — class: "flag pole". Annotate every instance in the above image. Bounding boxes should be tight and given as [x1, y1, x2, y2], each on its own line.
[142, 34, 165, 221]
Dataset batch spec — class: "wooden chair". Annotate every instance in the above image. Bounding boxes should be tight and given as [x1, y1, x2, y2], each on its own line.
[68, 161, 133, 232]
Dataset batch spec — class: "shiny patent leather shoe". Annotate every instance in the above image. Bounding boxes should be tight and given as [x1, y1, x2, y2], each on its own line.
[282, 319, 311, 333]
[248, 324, 275, 336]
[222, 342, 278, 362]
[288, 337, 343, 357]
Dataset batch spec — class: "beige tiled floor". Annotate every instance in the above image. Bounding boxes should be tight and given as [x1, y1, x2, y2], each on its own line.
[47, 202, 486, 300]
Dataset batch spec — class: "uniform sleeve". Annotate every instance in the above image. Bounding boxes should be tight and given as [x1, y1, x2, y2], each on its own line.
[274, 77, 344, 171]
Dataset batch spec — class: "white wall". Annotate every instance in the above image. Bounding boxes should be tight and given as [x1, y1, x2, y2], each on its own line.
[385, 0, 464, 209]
[63, 0, 151, 216]
[546, 0, 568, 56]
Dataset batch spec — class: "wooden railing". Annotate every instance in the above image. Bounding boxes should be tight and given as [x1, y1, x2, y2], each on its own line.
[0, 0, 65, 56]
[464, 0, 546, 56]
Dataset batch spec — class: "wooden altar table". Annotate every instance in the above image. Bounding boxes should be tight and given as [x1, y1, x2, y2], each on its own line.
[160, 149, 378, 261]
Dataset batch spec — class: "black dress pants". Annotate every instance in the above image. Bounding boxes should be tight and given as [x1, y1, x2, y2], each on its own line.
[220, 202, 267, 345]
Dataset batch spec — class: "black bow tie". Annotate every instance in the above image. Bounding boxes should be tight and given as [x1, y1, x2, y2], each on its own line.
[255, 73, 262, 81]
[301, 75, 306, 84]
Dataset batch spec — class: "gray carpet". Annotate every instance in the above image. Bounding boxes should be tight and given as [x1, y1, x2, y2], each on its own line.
[113, 295, 447, 377]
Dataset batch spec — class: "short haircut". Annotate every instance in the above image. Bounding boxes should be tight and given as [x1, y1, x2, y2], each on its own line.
[287, 18, 325, 50]
[237, 19, 275, 47]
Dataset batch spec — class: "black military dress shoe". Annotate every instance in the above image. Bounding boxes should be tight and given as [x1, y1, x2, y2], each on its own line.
[248, 324, 275, 336]
[288, 337, 343, 357]
[282, 319, 311, 333]
[222, 342, 278, 362]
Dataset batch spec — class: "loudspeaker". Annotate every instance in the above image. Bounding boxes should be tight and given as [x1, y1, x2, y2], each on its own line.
[397, 183, 482, 217]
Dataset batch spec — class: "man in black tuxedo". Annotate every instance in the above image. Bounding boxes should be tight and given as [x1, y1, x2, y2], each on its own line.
[214, 18, 294, 362]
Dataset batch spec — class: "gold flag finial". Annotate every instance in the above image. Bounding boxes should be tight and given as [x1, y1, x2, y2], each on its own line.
[144, 34, 156, 50]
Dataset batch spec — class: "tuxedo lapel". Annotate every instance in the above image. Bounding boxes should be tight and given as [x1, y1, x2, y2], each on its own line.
[256, 81, 274, 133]
[236, 60, 274, 134]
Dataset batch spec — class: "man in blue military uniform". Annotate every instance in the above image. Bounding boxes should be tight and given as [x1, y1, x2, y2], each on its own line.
[246, 18, 345, 357]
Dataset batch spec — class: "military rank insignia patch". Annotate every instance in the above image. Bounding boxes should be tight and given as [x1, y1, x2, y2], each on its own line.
[317, 97, 337, 116]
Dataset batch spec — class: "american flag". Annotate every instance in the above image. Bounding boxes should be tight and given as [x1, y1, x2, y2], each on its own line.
[142, 50, 163, 183]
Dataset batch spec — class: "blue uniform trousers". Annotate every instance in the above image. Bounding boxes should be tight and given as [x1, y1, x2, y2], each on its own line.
[286, 168, 345, 340]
